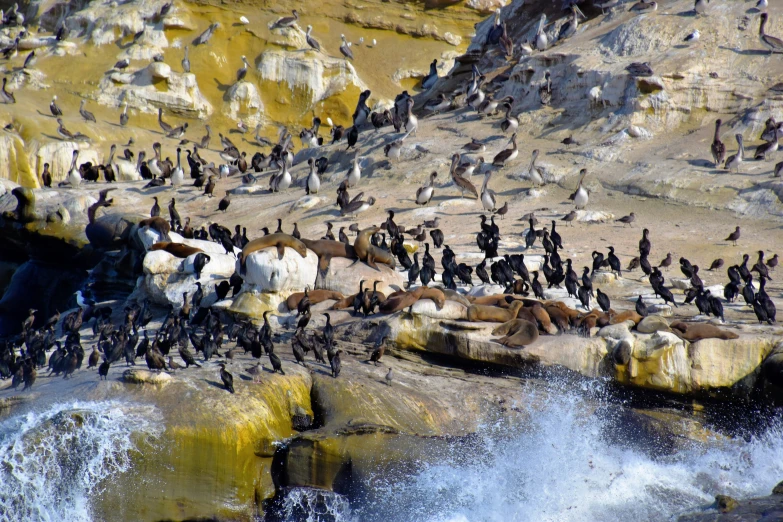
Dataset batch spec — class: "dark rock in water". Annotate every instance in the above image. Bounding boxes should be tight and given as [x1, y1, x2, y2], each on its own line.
[715, 495, 738, 514]
[677, 491, 783, 521]
[773, 480, 783, 495]
[2, 187, 38, 223]
[0, 260, 86, 336]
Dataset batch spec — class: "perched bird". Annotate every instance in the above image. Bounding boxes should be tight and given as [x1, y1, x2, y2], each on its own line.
[724, 226, 741, 246]
[219, 363, 235, 393]
[683, 29, 700, 43]
[615, 213, 635, 227]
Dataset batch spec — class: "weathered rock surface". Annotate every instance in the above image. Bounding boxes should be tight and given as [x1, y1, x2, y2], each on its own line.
[316, 257, 404, 297]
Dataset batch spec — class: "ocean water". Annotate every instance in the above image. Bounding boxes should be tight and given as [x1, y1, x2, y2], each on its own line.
[2, 387, 782, 522]
[0, 401, 160, 522]
[295, 383, 783, 522]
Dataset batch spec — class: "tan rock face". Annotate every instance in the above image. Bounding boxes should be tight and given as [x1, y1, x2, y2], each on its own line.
[315, 256, 405, 298]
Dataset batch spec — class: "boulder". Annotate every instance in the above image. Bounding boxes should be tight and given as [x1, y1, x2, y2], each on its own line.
[257, 49, 369, 112]
[225, 81, 263, 123]
[0, 134, 37, 187]
[27, 141, 100, 185]
[243, 247, 319, 293]
[148, 62, 171, 80]
[636, 315, 670, 334]
[316, 256, 404, 298]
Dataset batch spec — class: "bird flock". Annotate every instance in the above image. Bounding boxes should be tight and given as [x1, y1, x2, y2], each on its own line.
[1, 1, 782, 394]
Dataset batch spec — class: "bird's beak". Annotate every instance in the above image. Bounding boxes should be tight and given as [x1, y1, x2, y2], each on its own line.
[575, 5, 586, 19]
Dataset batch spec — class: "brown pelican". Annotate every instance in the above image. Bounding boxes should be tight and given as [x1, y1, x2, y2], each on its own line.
[271, 10, 298, 30]
[50, 95, 62, 117]
[236, 55, 250, 83]
[416, 172, 437, 206]
[500, 103, 518, 133]
[759, 13, 783, 54]
[535, 14, 548, 51]
[181, 45, 190, 73]
[525, 149, 545, 187]
[480, 171, 497, 212]
[492, 132, 518, 167]
[79, 100, 96, 122]
[120, 103, 128, 126]
[558, 4, 586, 42]
[340, 34, 354, 60]
[724, 134, 744, 172]
[570, 169, 588, 209]
[306, 25, 321, 52]
[450, 154, 478, 198]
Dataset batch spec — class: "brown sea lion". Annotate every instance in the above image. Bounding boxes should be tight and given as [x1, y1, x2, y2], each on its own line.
[492, 319, 539, 347]
[609, 310, 643, 326]
[139, 216, 171, 240]
[544, 305, 572, 332]
[286, 290, 345, 311]
[149, 241, 203, 258]
[419, 287, 446, 309]
[354, 226, 396, 270]
[242, 233, 308, 269]
[300, 238, 358, 279]
[471, 294, 515, 306]
[442, 289, 471, 307]
[379, 287, 426, 313]
[467, 300, 524, 323]
[670, 321, 740, 342]
[544, 301, 581, 322]
[528, 303, 557, 335]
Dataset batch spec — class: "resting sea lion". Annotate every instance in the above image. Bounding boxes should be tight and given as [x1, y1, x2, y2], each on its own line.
[300, 238, 357, 279]
[491, 319, 539, 347]
[379, 287, 425, 313]
[529, 303, 557, 335]
[467, 300, 524, 323]
[670, 321, 739, 342]
[442, 289, 471, 307]
[139, 216, 171, 241]
[471, 294, 515, 306]
[419, 287, 445, 309]
[149, 241, 203, 258]
[354, 226, 396, 270]
[544, 301, 581, 322]
[286, 290, 345, 311]
[544, 305, 572, 332]
[609, 310, 643, 326]
[241, 233, 308, 269]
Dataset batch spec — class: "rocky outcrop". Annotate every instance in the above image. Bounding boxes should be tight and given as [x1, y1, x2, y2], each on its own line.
[97, 66, 212, 119]
[257, 49, 369, 116]
[388, 309, 780, 400]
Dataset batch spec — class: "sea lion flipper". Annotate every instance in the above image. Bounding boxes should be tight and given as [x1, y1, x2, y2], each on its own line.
[366, 254, 379, 270]
[276, 243, 285, 260]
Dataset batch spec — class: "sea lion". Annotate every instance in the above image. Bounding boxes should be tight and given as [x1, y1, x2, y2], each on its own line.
[286, 290, 345, 311]
[149, 241, 203, 258]
[242, 233, 308, 268]
[354, 226, 396, 270]
[300, 238, 358, 278]
[544, 300, 581, 322]
[492, 319, 539, 347]
[419, 287, 445, 309]
[442, 289, 472, 307]
[139, 216, 172, 241]
[670, 321, 739, 341]
[467, 300, 524, 323]
[608, 310, 643, 326]
[528, 303, 557, 335]
[379, 287, 425, 313]
[544, 305, 572, 332]
[470, 294, 515, 306]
